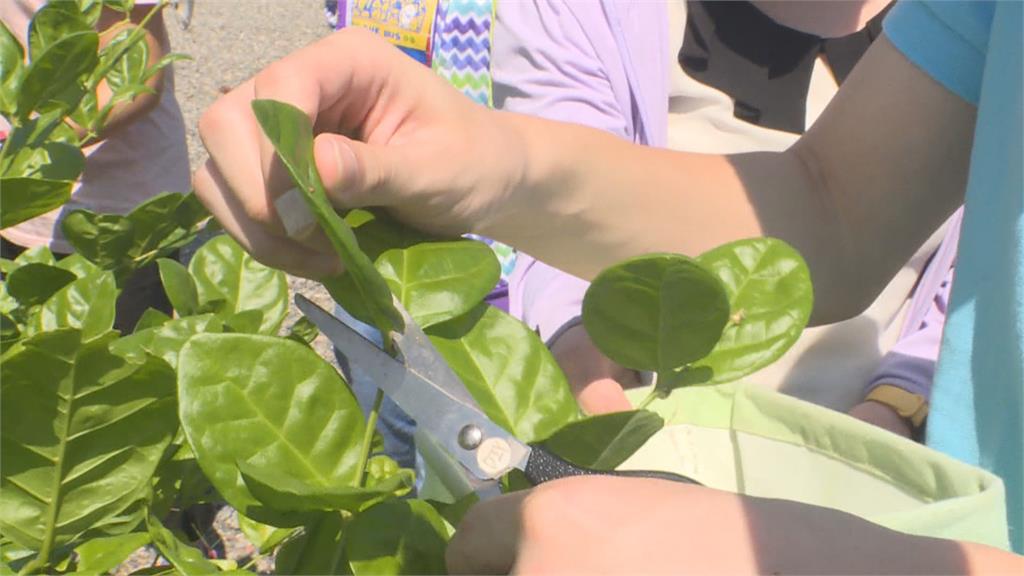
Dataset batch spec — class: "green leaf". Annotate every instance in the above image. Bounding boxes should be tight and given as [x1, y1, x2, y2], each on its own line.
[110, 314, 221, 370]
[0, 329, 177, 558]
[102, 0, 137, 13]
[221, 309, 264, 334]
[274, 512, 348, 575]
[5, 263, 76, 307]
[55, 253, 101, 278]
[145, 515, 219, 576]
[378, 239, 500, 329]
[251, 99, 401, 335]
[156, 258, 198, 317]
[238, 461, 412, 513]
[103, 28, 149, 95]
[1, 134, 84, 181]
[28, 1, 92, 63]
[17, 31, 98, 119]
[27, 270, 117, 341]
[127, 192, 209, 267]
[0, 178, 72, 229]
[71, 532, 150, 576]
[12, 246, 56, 267]
[133, 307, 171, 332]
[542, 410, 663, 470]
[694, 238, 814, 383]
[345, 500, 448, 576]
[427, 304, 578, 442]
[237, 513, 296, 555]
[178, 334, 365, 524]
[149, 441, 216, 520]
[286, 316, 319, 346]
[0, 22, 24, 116]
[583, 253, 730, 374]
[61, 211, 136, 271]
[188, 235, 288, 335]
[77, 0, 105, 26]
[1, 312, 20, 349]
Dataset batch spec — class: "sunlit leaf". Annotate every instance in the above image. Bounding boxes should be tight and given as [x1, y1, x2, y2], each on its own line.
[17, 31, 98, 119]
[71, 532, 150, 576]
[345, 500, 448, 576]
[156, 258, 198, 317]
[542, 410, 663, 470]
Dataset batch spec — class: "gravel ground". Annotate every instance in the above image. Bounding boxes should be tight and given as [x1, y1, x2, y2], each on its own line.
[167, 0, 340, 360]
[120, 2, 340, 573]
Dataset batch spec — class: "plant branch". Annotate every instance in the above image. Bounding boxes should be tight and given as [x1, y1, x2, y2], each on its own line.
[354, 389, 385, 488]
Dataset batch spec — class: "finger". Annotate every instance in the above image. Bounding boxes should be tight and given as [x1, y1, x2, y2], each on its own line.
[193, 159, 342, 278]
[313, 133, 404, 210]
[575, 377, 633, 415]
[446, 490, 528, 575]
[198, 78, 289, 238]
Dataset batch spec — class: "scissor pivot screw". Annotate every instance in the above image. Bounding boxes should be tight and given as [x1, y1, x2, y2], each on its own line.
[458, 424, 483, 450]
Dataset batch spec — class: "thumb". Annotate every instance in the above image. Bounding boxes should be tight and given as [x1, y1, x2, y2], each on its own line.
[313, 133, 399, 209]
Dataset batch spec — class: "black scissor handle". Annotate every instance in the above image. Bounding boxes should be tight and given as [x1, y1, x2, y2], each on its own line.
[522, 445, 702, 486]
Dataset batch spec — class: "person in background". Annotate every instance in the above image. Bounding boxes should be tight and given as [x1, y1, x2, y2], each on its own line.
[0, 0, 191, 333]
[498, 0, 954, 440]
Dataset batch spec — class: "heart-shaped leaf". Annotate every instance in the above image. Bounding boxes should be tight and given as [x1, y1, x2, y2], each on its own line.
[187, 235, 288, 335]
[178, 333, 365, 523]
[542, 410, 664, 470]
[427, 304, 578, 442]
[0, 329, 177, 557]
[695, 238, 813, 383]
[251, 99, 402, 335]
[583, 253, 730, 374]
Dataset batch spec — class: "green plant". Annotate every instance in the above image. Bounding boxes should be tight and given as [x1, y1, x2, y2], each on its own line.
[0, 5, 814, 572]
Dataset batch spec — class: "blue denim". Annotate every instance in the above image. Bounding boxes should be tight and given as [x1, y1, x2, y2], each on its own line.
[331, 305, 423, 483]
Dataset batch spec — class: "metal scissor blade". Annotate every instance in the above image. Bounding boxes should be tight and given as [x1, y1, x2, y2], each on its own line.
[295, 294, 530, 482]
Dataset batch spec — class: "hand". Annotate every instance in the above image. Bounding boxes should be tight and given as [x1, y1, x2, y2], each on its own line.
[549, 324, 638, 415]
[849, 400, 913, 438]
[193, 28, 523, 278]
[446, 476, 1009, 574]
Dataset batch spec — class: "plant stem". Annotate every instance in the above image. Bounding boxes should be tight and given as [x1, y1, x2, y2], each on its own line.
[637, 390, 658, 410]
[353, 389, 385, 487]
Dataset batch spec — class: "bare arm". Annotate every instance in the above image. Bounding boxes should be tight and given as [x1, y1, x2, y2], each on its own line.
[487, 36, 974, 324]
[194, 30, 974, 325]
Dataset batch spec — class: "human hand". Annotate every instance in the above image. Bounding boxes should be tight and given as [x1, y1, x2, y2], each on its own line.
[549, 324, 638, 415]
[849, 400, 913, 438]
[193, 28, 524, 278]
[446, 475, 994, 574]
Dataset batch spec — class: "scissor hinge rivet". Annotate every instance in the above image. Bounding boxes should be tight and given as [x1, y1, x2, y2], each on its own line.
[458, 424, 483, 450]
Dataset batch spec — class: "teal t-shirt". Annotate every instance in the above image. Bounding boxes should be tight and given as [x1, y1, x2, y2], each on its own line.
[885, 0, 1023, 553]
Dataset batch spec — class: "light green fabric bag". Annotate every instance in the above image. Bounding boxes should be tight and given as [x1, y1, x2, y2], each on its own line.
[621, 383, 1010, 550]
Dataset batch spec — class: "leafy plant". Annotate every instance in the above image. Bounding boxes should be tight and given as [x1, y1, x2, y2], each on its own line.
[0, 4, 814, 572]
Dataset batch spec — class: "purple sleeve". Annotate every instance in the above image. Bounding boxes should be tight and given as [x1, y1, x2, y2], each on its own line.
[493, 0, 630, 342]
[865, 209, 962, 400]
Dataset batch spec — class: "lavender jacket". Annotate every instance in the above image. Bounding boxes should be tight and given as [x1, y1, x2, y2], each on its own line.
[492, 0, 956, 402]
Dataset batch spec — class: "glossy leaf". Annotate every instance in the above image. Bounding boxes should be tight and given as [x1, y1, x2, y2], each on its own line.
[178, 334, 365, 523]
[0, 329, 177, 556]
[427, 304, 578, 442]
[157, 258, 198, 317]
[583, 253, 730, 373]
[221, 309, 264, 334]
[126, 192, 209, 267]
[0, 178, 73, 229]
[377, 239, 500, 329]
[145, 515, 219, 576]
[60, 212, 136, 270]
[28, 2, 92, 62]
[187, 235, 288, 335]
[695, 238, 814, 383]
[238, 460, 413, 513]
[133, 307, 171, 332]
[345, 500, 448, 576]
[2, 138, 84, 181]
[11, 246, 56, 268]
[27, 270, 116, 341]
[274, 512, 347, 575]
[71, 533, 150, 576]
[55, 253, 101, 279]
[542, 410, 663, 470]
[110, 314, 222, 370]
[251, 99, 402, 335]
[103, 28, 148, 96]
[5, 263, 76, 307]
[237, 514, 296, 555]
[0, 22, 24, 116]
[18, 31, 98, 119]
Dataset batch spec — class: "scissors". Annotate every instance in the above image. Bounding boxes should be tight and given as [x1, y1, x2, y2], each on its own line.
[295, 294, 700, 500]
